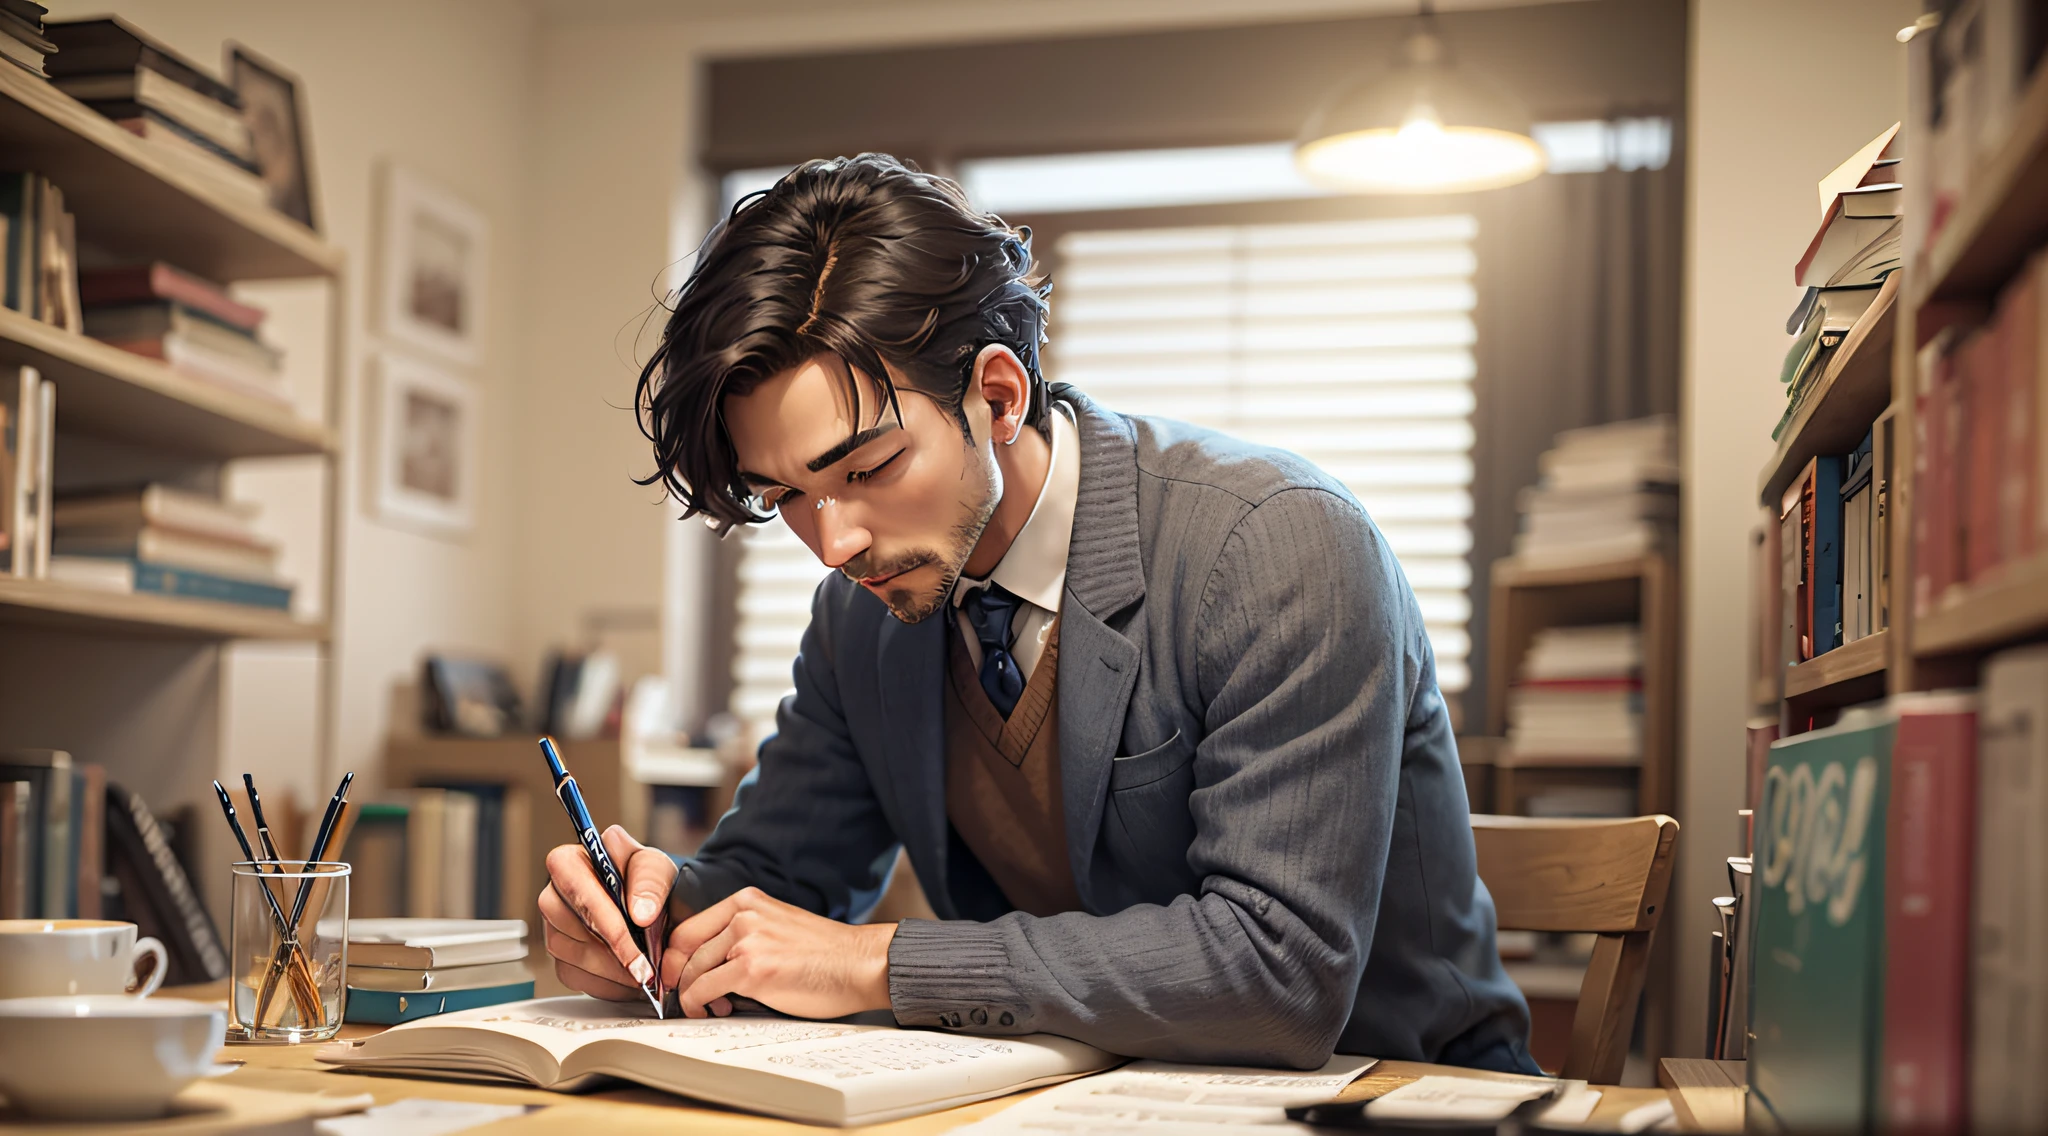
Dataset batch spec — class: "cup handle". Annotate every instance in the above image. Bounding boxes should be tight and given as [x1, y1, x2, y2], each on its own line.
[128, 936, 167, 998]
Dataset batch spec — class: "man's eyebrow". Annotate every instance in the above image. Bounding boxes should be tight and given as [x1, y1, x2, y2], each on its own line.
[806, 423, 898, 472]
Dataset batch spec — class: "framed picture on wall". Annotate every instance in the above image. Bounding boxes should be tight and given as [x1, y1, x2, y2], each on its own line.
[377, 164, 489, 367]
[371, 352, 476, 536]
[226, 44, 319, 231]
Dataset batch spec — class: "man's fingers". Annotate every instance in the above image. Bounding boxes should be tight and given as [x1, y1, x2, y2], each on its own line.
[544, 841, 653, 986]
[665, 924, 738, 995]
[553, 956, 643, 1003]
[669, 886, 763, 959]
[623, 843, 677, 928]
[544, 919, 632, 986]
[537, 883, 595, 944]
[678, 956, 752, 1018]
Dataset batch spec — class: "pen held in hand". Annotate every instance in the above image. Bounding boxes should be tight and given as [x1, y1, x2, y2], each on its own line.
[538, 735, 663, 1017]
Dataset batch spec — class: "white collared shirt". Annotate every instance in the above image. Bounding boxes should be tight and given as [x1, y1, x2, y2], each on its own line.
[951, 401, 1080, 680]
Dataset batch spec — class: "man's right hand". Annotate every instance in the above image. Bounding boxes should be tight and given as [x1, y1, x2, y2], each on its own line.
[538, 825, 712, 1009]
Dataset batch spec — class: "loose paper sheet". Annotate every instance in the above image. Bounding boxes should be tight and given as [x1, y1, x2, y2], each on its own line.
[1366, 1074, 1563, 1122]
[949, 1055, 1376, 1133]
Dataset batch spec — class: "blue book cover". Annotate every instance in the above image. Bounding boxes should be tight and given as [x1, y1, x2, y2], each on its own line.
[130, 560, 292, 610]
[344, 979, 535, 1025]
[1812, 456, 1844, 654]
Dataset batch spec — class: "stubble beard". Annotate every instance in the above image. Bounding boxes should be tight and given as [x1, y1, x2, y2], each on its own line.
[844, 443, 1001, 624]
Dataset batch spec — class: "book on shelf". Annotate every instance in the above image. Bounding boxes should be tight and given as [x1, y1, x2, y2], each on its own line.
[1913, 249, 2048, 615]
[101, 332, 291, 406]
[52, 483, 261, 542]
[41, 17, 241, 105]
[102, 782, 227, 986]
[1879, 692, 1978, 1134]
[1975, 645, 2048, 1131]
[1781, 456, 1843, 663]
[53, 524, 279, 581]
[0, 0, 49, 77]
[77, 262, 265, 333]
[53, 70, 256, 161]
[3, 366, 53, 578]
[0, 749, 103, 920]
[0, 780, 27, 917]
[0, 171, 83, 331]
[1507, 417, 1677, 569]
[109, 117, 268, 207]
[1813, 122, 1898, 226]
[1747, 704, 1893, 1133]
[1505, 626, 1644, 766]
[1841, 430, 1875, 644]
[48, 555, 293, 610]
[318, 995, 1118, 1126]
[1905, 0, 2048, 262]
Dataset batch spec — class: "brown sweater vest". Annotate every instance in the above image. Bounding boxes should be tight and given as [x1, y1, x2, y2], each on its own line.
[942, 618, 1084, 918]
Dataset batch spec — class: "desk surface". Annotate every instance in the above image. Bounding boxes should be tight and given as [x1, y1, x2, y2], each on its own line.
[134, 985, 1683, 1134]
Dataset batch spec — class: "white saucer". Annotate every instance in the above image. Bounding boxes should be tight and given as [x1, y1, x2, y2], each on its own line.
[0, 995, 233, 1120]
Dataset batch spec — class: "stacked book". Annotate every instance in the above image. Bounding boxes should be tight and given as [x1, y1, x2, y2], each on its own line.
[0, 0, 51, 76]
[47, 483, 293, 611]
[1, 171, 82, 330]
[345, 918, 535, 1026]
[1776, 127, 1902, 440]
[43, 17, 266, 207]
[1505, 624, 1643, 767]
[79, 262, 288, 406]
[1509, 417, 1677, 569]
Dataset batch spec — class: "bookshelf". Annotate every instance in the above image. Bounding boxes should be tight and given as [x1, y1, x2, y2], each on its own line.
[1482, 553, 1679, 817]
[0, 53, 344, 936]
[1757, 273, 1897, 507]
[1892, 60, 2048, 682]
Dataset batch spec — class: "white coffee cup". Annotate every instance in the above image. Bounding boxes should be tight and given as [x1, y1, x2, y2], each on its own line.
[0, 919, 167, 999]
[0, 995, 229, 1119]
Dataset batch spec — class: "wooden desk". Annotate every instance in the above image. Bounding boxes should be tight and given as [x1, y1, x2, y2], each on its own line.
[1657, 1058, 1746, 1135]
[148, 985, 1684, 1134]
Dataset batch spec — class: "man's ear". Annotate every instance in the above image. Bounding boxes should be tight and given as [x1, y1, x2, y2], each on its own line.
[971, 345, 1030, 444]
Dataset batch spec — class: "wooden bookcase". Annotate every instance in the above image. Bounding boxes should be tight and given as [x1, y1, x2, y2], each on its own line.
[1757, 58, 2048, 723]
[0, 61, 343, 921]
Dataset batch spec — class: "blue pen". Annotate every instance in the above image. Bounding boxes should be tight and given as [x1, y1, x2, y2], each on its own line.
[539, 735, 662, 1016]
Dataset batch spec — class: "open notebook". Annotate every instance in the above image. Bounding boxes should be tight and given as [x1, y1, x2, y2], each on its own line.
[316, 995, 1117, 1126]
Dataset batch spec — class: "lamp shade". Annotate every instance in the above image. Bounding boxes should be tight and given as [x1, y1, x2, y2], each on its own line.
[1296, 26, 1546, 194]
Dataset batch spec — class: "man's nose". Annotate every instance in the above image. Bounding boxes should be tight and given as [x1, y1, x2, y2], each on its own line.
[813, 500, 871, 570]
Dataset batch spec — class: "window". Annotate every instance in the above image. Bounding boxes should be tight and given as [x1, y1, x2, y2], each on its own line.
[1049, 216, 1477, 695]
[724, 214, 1478, 739]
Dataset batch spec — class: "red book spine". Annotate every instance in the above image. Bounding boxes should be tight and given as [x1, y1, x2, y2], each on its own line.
[1962, 322, 2008, 582]
[1880, 696, 1979, 1134]
[1914, 352, 1955, 616]
[2007, 256, 2043, 563]
[76, 262, 266, 332]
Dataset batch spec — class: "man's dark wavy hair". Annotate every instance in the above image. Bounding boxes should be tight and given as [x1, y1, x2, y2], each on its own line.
[634, 153, 1052, 532]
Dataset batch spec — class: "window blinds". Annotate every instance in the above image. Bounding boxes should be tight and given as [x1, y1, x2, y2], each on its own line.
[726, 213, 1477, 739]
[1049, 215, 1477, 693]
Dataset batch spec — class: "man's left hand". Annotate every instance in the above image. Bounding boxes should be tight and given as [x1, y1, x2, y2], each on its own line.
[664, 886, 896, 1019]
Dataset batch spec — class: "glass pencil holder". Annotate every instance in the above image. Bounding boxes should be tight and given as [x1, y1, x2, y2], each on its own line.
[227, 860, 348, 1044]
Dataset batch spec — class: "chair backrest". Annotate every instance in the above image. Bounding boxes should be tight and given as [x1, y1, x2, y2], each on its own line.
[1471, 813, 1679, 1085]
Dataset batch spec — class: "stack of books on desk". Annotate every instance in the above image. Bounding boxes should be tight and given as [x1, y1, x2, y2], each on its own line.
[1508, 417, 1676, 569]
[345, 918, 534, 1025]
[47, 483, 293, 611]
[43, 17, 267, 206]
[1505, 623, 1643, 769]
[80, 262, 289, 406]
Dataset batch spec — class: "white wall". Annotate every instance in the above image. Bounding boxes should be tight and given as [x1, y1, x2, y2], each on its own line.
[1676, 0, 1915, 1055]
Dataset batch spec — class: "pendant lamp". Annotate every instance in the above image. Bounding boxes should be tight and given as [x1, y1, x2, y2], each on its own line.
[1295, 1, 1546, 194]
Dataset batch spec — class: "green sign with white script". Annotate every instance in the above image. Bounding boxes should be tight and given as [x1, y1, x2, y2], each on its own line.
[1746, 705, 1892, 1133]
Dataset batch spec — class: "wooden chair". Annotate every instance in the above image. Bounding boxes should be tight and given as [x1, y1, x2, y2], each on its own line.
[1471, 813, 1679, 1085]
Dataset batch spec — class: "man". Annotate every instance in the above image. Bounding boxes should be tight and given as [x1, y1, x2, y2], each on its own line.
[539, 153, 1536, 1072]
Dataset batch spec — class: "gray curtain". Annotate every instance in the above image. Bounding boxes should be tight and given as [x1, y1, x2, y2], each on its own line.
[1462, 164, 1684, 729]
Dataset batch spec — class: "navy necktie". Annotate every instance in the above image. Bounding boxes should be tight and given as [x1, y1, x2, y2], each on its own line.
[962, 582, 1026, 718]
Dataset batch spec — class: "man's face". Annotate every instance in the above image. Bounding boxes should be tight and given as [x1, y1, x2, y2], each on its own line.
[723, 356, 999, 622]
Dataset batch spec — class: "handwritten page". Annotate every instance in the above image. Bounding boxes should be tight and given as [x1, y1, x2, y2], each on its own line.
[1365, 1074, 1557, 1122]
[950, 1055, 1376, 1133]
